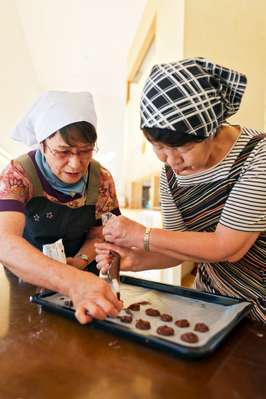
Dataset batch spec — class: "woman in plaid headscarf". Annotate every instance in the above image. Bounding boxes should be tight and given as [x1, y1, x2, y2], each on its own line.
[96, 58, 266, 323]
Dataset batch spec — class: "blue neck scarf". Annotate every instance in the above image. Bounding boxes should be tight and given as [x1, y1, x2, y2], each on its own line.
[35, 150, 87, 197]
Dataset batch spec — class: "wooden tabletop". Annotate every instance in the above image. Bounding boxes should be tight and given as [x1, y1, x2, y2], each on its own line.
[0, 265, 265, 399]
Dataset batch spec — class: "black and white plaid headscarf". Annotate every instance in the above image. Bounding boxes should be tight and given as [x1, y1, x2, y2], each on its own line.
[140, 57, 247, 138]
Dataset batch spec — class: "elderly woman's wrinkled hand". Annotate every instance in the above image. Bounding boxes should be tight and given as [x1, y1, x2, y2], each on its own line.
[95, 241, 143, 273]
[103, 215, 145, 248]
[69, 271, 123, 324]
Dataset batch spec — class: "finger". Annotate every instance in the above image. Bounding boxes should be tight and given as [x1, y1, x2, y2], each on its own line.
[95, 255, 111, 266]
[96, 262, 110, 274]
[84, 302, 107, 320]
[102, 230, 112, 241]
[102, 265, 111, 274]
[105, 289, 123, 312]
[95, 297, 120, 318]
[75, 307, 93, 324]
[102, 225, 109, 235]
[95, 250, 111, 258]
[103, 225, 116, 237]
[95, 254, 106, 263]
[95, 242, 111, 250]
[95, 254, 111, 264]
[99, 270, 108, 278]
[98, 243, 129, 258]
[105, 217, 117, 228]
[102, 233, 119, 245]
[96, 259, 109, 270]
[95, 242, 122, 253]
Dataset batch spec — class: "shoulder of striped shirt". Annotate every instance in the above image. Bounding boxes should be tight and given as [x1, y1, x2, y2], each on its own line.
[160, 127, 266, 232]
[240, 127, 266, 164]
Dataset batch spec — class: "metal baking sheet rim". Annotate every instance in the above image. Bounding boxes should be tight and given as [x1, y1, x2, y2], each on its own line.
[30, 275, 252, 359]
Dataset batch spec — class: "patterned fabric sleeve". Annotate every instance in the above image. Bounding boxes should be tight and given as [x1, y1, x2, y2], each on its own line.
[220, 139, 266, 231]
[0, 160, 33, 212]
[160, 165, 187, 231]
[95, 166, 120, 220]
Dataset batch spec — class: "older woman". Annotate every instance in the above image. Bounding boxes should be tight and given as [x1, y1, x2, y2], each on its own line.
[0, 91, 122, 323]
[96, 58, 266, 323]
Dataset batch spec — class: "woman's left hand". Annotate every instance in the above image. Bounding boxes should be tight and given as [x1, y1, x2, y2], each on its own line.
[103, 215, 145, 248]
[95, 242, 145, 273]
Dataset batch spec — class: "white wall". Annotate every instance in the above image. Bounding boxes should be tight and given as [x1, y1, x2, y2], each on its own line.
[155, 0, 184, 64]
[123, 42, 162, 199]
[0, 0, 147, 198]
[0, 0, 40, 157]
[124, 0, 185, 199]
[184, 0, 266, 130]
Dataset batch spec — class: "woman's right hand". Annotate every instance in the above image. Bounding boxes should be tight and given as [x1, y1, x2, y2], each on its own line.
[68, 270, 123, 324]
[95, 242, 142, 273]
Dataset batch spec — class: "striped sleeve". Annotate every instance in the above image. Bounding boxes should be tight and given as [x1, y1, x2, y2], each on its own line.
[160, 165, 187, 231]
[220, 139, 266, 231]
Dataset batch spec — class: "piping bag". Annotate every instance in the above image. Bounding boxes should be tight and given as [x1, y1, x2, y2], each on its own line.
[101, 212, 121, 300]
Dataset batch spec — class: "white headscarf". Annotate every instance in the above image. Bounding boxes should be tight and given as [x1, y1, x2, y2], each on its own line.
[11, 91, 97, 146]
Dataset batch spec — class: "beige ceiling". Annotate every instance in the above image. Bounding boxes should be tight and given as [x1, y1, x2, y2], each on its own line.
[16, 0, 146, 97]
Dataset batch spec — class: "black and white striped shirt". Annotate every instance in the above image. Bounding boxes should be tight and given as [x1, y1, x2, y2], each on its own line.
[160, 127, 266, 322]
[160, 127, 266, 233]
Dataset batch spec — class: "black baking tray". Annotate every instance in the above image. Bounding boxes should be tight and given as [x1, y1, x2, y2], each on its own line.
[30, 275, 252, 358]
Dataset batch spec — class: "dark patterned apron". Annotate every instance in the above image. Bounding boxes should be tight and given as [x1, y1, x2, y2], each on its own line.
[18, 154, 102, 274]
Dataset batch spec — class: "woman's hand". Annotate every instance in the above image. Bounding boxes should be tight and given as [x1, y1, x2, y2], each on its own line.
[103, 215, 145, 248]
[68, 270, 123, 324]
[95, 242, 143, 273]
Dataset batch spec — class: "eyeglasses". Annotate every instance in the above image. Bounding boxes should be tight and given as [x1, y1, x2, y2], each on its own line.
[46, 143, 98, 161]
